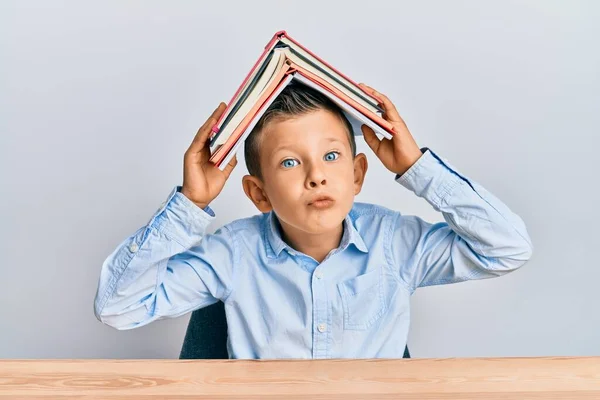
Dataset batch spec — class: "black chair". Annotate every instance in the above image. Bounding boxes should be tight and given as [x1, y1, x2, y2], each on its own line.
[180, 301, 411, 359]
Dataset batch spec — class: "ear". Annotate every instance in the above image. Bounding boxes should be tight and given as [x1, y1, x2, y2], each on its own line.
[242, 174, 273, 213]
[353, 153, 368, 195]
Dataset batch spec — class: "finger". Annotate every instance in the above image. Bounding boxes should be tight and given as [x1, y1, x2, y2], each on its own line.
[359, 83, 403, 123]
[361, 124, 381, 154]
[189, 102, 227, 153]
[222, 154, 238, 178]
[358, 83, 384, 103]
[187, 118, 215, 154]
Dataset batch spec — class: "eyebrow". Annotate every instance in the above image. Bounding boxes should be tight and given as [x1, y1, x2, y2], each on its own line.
[271, 138, 345, 155]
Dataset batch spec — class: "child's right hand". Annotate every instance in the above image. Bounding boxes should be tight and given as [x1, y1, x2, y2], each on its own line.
[180, 103, 238, 209]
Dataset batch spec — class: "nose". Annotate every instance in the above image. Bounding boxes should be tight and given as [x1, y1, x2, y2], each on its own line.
[305, 162, 327, 189]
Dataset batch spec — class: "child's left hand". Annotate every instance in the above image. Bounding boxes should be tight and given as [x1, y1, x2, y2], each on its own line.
[358, 83, 424, 176]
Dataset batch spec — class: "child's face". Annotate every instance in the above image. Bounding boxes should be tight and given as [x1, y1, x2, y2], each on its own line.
[242, 109, 368, 236]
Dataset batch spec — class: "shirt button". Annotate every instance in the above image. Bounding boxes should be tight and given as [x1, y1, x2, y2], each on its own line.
[129, 242, 139, 253]
[315, 271, 323, 279]
[318, 323, 326, 333]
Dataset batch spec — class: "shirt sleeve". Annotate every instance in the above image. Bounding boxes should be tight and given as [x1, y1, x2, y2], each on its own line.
[93, 186, 237, 330]
[391, 148, 533, 291]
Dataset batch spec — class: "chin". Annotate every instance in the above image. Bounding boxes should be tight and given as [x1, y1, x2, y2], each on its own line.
[302, 206, 346, 233]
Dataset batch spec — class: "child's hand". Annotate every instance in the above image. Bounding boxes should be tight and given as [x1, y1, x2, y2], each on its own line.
[181, 103, 238, 209]
[358, 83, 423, 176]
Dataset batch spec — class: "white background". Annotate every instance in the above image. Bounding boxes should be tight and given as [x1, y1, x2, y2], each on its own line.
[1, 0, 598, 358]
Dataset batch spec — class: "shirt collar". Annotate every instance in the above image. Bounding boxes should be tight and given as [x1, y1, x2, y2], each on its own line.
[264, 210, 369, 259]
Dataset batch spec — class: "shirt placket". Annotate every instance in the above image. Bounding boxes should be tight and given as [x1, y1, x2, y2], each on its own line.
[307, 258, 330, 359]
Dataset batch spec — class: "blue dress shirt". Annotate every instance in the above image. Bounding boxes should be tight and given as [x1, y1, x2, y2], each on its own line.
[94, 148, 533, 359]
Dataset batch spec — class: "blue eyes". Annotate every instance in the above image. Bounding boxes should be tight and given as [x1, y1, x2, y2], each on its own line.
[282, 159, 298, 168]
[324, 152, 338, 161]
[281, 151, 339, 168]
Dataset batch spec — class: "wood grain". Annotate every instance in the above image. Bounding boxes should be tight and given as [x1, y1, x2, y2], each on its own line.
[1, 357, 599, 399]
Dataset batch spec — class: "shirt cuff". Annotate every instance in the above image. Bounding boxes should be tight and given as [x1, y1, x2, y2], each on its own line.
[394, 147, 428, 181]
[394, 148, 474, 208]
[175, 186, 215, 217]
[148, 186, 216, 247]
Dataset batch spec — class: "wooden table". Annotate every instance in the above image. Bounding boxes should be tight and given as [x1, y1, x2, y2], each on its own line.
[1, 357, 599, 399]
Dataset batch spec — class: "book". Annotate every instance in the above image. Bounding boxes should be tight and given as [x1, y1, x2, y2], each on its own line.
[208, 30, 396, 170]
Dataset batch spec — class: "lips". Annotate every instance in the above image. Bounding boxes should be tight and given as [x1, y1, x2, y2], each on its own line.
[308, 195, 334, 205]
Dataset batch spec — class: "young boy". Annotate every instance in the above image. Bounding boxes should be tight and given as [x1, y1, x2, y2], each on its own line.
[94, 82, 533, 359]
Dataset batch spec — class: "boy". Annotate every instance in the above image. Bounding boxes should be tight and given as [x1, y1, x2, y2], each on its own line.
[94, 82, 533, 359]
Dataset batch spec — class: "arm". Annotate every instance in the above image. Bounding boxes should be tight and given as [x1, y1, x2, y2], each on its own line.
[93, 186, 237, 330]
[94, 101, 239, 330]
[356, 83, 532, 291]
[392, 148, 533, 290]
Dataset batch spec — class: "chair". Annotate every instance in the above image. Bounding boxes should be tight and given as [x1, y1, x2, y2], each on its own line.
[180, 301, 411, 359]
